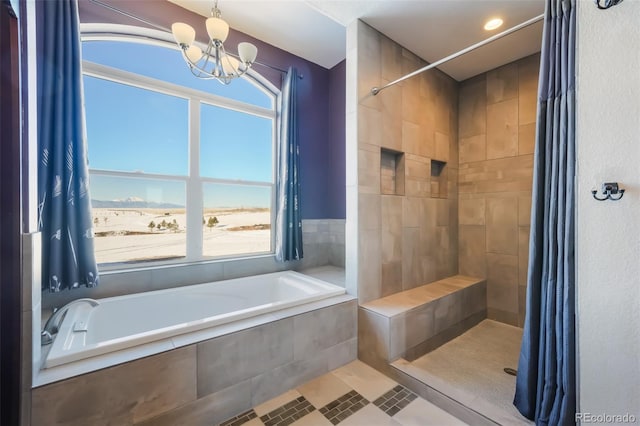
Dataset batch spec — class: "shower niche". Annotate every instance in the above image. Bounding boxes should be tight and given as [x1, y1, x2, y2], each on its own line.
[430, 159, 448, 199]
[380, 148, 405, 196]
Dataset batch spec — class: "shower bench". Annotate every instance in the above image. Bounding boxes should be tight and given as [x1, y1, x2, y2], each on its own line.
[358, 275, 486, 367]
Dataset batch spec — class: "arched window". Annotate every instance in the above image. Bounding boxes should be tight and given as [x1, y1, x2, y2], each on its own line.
[81, 25, 278, 267]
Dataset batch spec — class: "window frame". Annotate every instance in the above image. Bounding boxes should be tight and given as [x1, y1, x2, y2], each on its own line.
[81, 25, 280, 271]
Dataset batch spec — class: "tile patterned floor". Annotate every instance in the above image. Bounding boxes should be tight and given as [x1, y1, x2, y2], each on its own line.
[218, 360, 467, 426]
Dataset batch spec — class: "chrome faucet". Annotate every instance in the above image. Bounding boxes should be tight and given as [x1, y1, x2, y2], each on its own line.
[41, 298, 100, 345]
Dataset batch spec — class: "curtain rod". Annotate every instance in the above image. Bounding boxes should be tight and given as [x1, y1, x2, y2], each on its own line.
[371, 13, 545, 96]
[87, 0, 300, 77]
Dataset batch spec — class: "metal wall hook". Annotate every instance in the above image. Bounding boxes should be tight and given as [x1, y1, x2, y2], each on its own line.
[592, 182, 625, 201]
[595, 0, 623, 9]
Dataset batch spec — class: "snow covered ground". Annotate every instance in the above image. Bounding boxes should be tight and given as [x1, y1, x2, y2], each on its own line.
[92, 208, 271, 264]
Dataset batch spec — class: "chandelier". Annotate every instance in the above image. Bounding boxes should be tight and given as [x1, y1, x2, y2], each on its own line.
[171, 0, 258, 84]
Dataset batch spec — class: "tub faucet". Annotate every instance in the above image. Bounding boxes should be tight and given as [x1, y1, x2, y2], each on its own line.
[41, 298, 100, 345]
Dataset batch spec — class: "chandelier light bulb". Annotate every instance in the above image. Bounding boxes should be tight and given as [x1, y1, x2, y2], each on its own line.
[171, 22, 196, 47]
[172, 1, 257, 84]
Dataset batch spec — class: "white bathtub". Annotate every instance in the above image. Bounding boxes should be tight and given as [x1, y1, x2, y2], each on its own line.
[43, 271, 345, 369]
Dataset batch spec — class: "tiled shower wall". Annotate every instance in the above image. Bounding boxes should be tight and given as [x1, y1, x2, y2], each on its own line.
[352, 21, 459, 304]
[458, 53, 540, 327]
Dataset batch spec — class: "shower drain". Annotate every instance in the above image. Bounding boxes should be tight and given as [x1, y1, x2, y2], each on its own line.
[503, 367, 518, 376]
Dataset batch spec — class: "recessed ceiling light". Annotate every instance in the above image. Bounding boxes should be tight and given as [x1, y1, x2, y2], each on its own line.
[484, 18, 504, 31]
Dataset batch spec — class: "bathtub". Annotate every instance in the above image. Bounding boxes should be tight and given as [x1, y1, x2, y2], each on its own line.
[43, 271, 345, 369]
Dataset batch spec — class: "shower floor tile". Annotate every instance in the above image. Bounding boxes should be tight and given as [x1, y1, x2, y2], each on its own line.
[217, 360, 468, 426]
[399, 319, 532, 425]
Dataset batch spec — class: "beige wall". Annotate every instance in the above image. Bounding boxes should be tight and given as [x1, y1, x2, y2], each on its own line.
[457, 54, 540, 327]
[576, 0, 640, 418]
[350, 21, 459, 304]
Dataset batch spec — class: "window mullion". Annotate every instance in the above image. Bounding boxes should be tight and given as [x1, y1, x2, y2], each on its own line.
[186, 98, 203, 260]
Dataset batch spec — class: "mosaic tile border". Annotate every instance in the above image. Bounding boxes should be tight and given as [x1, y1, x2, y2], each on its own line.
[259, 396, 315, 426]
[219, 409, 258, 426]
[218, 383, 419, 426]
[319, 390, 369, 425]
[372, 385, 418, 416]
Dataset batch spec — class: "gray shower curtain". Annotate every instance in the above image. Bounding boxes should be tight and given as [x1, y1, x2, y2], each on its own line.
[513, 0, 576, 424]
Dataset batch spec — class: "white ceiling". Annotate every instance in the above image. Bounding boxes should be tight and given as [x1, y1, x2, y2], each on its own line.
[169, 0, 545, 81]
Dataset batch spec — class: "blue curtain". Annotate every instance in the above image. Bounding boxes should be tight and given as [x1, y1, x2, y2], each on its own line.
[514, 0, 576, 424]
[37, 0, 99, 291]
[275, 67, 303, 261]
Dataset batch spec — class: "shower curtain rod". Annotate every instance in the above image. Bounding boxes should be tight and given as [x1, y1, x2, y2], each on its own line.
[371, 13, 545, 96]
[87, 0, 300, 77]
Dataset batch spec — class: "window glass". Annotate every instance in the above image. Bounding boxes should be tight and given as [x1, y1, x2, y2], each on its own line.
[84, 75, 188, 175]
[82, 36, 276, 267]
[90, 175, 186, 264]
[200, 103, 273, 182]
[202, 183, 271, 257]
[82, 40, 272, 108]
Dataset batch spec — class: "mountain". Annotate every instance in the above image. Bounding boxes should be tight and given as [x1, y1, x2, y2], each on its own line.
[91, 198, 184, 209]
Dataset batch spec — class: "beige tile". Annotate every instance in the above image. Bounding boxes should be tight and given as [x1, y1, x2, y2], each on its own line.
[291, 410, 333, 426]
[402, 120, 421, 155]
[390, 304, 436, 359]
[33, 346, 197, 426]
[402, 227, 423, 289]
[358, 229, 382, 303]
[485, 197, 518, 255]
[296, 373, 353, 409]
[382, 229, 402, 264]
[487, 308, 519, 326]
[418, 108, 435, 158]
[359, 105, 382, 147]
[486, 225, 518, 255]
[197, 319, 293, 397]
[341, 404, 401, 426]
[293, 301, 357, 361]
[382, 195, 403, 230]
[518, 195, 532, 226]
[486, 62, 518, 104]
[458, 76, 486, 138]
[403, 197, 421, 228]
[358, 145, 380, 194]
[381, 261, 403, 297]
[250, 352, 328, 408]
[459, 198, 485, 225]
[381, 35, 403, 82]
[487, 253, 519, 314]
[359, 193, 381, 231]
[137, 380, 251, 426]
[357, 23, 381, 111]
[458, 155, 534, 194]
[518, 53, 540, 125]
[254, 389, 301, 416]
[486, 196, 518, 226]
[434, 132, 449, 162]
[331, 360, 397, 401]
[458, 225, 486, 278]
[518, 123, 536, 155]
[486, 99, 518, 160]
[393, 398, 467, 426]
[459, 134, 486, 164]
[403, 76, 423, 126]
[381, 79, 403, 151]
[358, 308, 390, 364]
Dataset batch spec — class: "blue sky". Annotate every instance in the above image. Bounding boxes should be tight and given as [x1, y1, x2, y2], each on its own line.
[82, 41, 274, 208]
